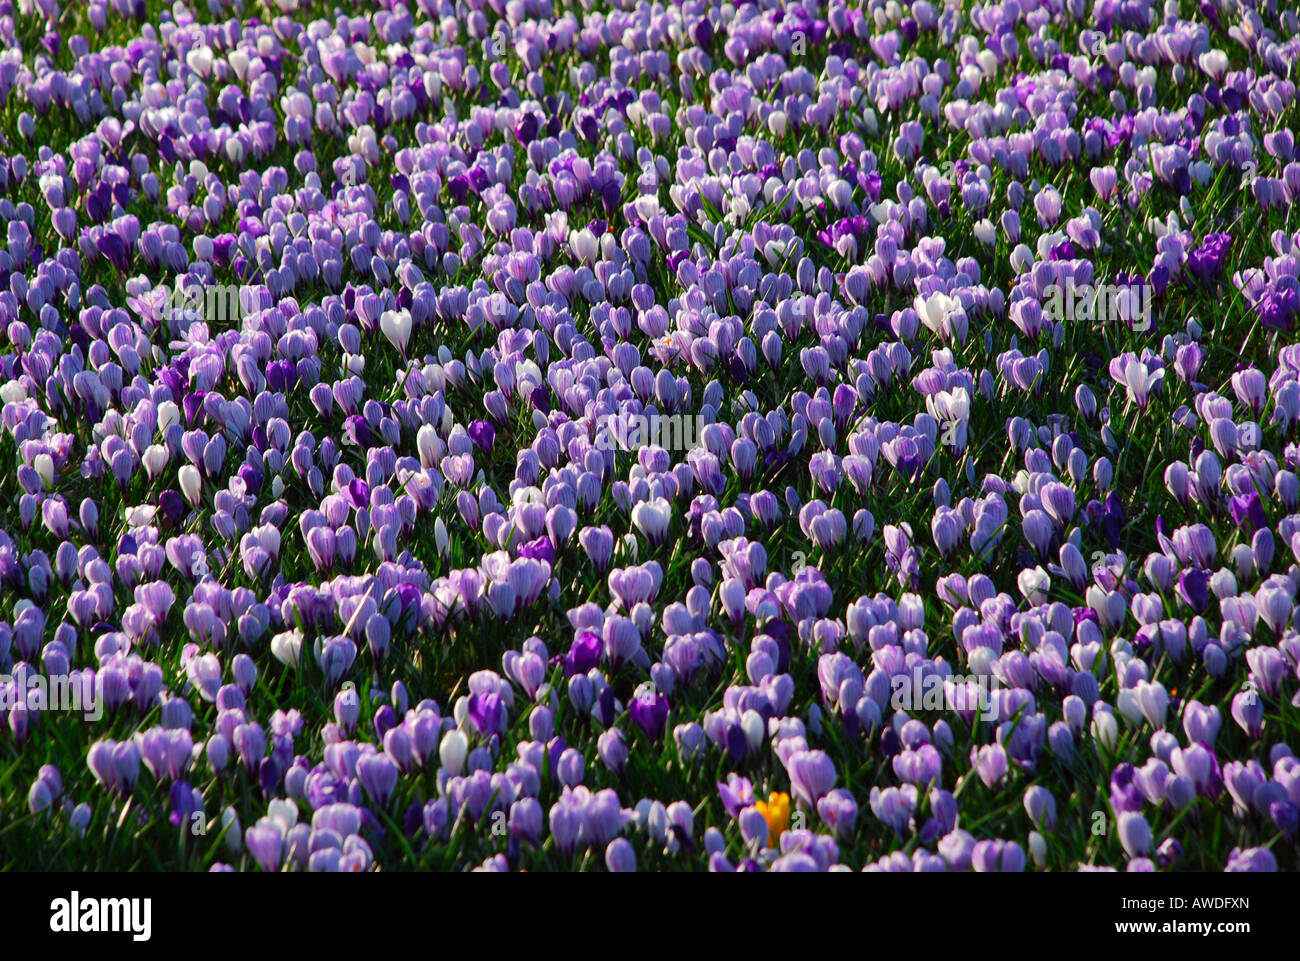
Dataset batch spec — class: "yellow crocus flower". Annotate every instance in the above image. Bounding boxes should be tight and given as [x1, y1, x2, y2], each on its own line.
[754, 791, 791, 847]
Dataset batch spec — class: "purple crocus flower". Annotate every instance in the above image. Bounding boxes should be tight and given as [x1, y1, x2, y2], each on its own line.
[717, 774, 755, 818]
[628, 685, 669, 740]
[468, 420, 496, 453]
[786, 749, 837, 809]
[467, 692, 503, 737]
[565, 631, 602, 677]
[1228, 491, 1267, 533]
[245, 824, 283, 873]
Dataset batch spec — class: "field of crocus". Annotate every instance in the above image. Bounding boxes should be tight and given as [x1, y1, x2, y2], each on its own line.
[0, 0, 1297, 874]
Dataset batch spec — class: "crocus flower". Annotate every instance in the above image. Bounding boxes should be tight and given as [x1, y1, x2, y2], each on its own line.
[628, 685, 669, 740]
[752, 792, 791, 848]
